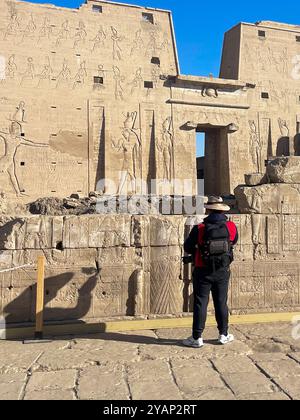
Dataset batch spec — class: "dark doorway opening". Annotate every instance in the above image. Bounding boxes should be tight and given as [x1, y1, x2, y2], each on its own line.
[195, 126, 231, 197]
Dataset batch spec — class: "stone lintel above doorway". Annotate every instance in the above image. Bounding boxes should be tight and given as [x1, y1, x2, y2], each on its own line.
[183, 121, 239, 132]
[175, 74, 252, 90]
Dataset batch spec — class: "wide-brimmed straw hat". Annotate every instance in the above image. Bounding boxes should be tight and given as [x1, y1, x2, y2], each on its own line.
[204, 196, 231, 212]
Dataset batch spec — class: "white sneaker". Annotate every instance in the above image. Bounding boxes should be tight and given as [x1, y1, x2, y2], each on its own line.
[183, 336, 204, 348]
[219, 334, 234, 345]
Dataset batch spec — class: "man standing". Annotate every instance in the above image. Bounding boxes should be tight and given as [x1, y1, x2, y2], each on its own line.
[183, 196, 238, 348]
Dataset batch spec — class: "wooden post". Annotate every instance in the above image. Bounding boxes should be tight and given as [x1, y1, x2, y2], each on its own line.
[35, 256, 45, 340]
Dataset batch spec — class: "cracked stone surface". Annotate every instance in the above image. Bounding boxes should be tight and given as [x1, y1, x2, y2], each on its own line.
[78, 366, 129, 400]
[0, 323, 299, 400]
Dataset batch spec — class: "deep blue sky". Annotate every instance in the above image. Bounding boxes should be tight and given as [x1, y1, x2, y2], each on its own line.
[22, 0, 300, 156]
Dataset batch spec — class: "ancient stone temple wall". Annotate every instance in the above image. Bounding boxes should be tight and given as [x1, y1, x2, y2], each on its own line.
[0, 0, 197, 199]
[1, 209, 299, 325]
[1, 0, 300, 327]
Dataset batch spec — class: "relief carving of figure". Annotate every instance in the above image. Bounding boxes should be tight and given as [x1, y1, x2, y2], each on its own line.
[38, 16, 52, 43]
[156, 117, 174, 182]
[249, 120, 263, 172]
[12, 101, 26, 123]
[20, 57, 35, 85]
[56, 59, 71, 88]
[146, 31, 158, 56]
[6, 54, 17, 79]
[56, 20, 69, 47]
[111, 112, 142, 194]
[111, 27, 122, 61]
[37, 56, 53, 87]
[113, 65, 125, 100]
[21, 14, 36, 43]
[3, 6, 20, 40]
[131, 29, 144, 55]
[73, 21, 87, 49]
[91, 26, 106, 52]
[0, 120, 48, 196]
[278, 118, 289, 137]
[160, 33, 170, 51]
[129, 67, 143, 95]
[73, 60, 87, 89]
[280, 48, 289, 75]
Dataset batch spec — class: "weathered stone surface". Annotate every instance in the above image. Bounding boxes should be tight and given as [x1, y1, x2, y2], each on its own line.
[0, 216, 63, 250]
[256, 360, 300, 378]
[35, 340, 139, 371]
[63, 215, 131, 249]
[149, 216, 185, 247]
[34, 349, 101, 371]
[231, 262, 300, 313]
[0, 382, 24, 400]
[289, 353, 300, 363]
[249, 353, 290, 363]
[79, 366, 130, 400]
[24, 390, 74, 400]
[127, 360, 182, 400]
[183, 389, 236, 400]
[273, 376, 300, 400]
[0, 350, 42, 374]
[238, 393, 290, 400]
[222, 372, 277, 396]
[267, 157, 300, 184]
[235, 184, 300, 215]
[0, 372, 27, 384]
[0, 324, 300, 400]
[26, 370, 77, 392]
[211, 356, 259, 374]
[247, 339, 291, 355]
[171, 359, 225, 394]
[245, 173, 268, 187]
[0, 372, 27, 399]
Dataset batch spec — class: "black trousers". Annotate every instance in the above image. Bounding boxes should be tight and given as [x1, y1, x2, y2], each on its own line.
[192, 266, 230, 340]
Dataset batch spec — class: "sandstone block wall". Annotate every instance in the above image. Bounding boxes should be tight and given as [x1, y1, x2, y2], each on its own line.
[1, 213, 299, 325]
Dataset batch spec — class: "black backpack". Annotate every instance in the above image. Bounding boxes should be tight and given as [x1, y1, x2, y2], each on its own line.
[200, 221, 233, 272]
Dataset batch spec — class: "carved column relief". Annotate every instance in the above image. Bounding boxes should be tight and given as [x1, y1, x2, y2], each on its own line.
[88, 101, 105, 192]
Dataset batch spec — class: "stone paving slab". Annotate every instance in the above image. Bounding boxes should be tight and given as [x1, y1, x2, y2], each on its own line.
[249, 353, 291, 363]
[24, 390, 75, 400]
[273, 376, 300, 400]
[221, 372, 279, 396]
[0, 322, 299, 400]
[237, 393, 290, 400]
[0, 372, 27, 400]
[171, 359, 225, 394]
[78, 366, 130, 400]
[256, 359, 300, 378]
[289, 353, 300, 363]
[183, 389, 236, 400]
[127, 360, 183, 400]
[26, 370, 77, 392]
[211, 356, 260, 374]
[0, 382, 25, 400]
[0, 351, 43, 374]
